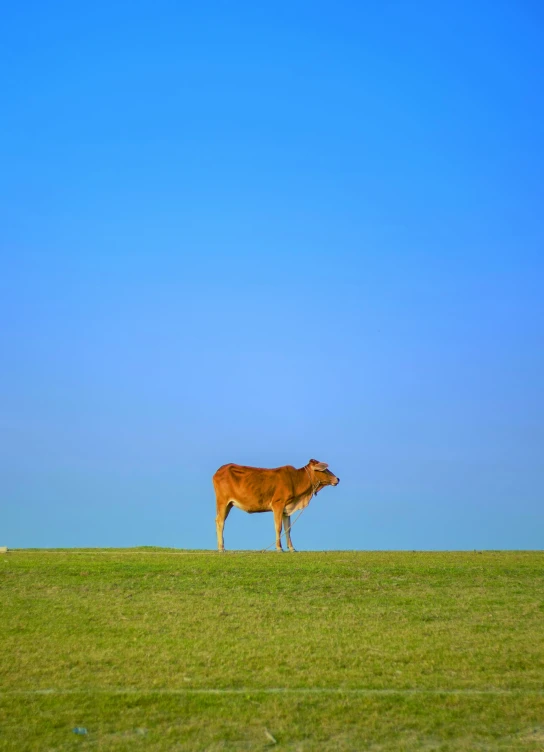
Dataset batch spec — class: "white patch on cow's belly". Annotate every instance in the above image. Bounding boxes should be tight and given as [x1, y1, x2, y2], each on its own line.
[230, 498, 267, 514]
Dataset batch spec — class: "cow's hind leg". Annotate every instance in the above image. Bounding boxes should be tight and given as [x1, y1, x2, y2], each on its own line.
[215, 499, 232, 552]
[283, 513, 296, 552]
[272, 505, 284, 552]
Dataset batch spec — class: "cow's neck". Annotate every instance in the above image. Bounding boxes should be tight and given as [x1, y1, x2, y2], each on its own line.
[303, 465, 319, 498]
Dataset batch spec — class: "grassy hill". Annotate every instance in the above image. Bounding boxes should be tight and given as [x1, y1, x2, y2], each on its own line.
[1, 549, 543, 750]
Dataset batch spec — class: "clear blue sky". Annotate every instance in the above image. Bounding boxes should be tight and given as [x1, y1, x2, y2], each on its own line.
[2, 0, 543, 550]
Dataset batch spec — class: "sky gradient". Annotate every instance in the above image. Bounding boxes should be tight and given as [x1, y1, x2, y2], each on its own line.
[2, 0, 543, 550]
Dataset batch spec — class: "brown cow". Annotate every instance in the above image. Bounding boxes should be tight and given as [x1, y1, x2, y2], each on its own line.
[213, 458, 340, 552]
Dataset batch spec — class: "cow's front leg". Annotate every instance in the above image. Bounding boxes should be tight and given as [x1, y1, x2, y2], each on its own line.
[272, 505, 284, 552]
[283, 513, 296, 552]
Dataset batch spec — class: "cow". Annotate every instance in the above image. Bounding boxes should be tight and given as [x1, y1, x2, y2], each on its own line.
[212, 458, 340, 552]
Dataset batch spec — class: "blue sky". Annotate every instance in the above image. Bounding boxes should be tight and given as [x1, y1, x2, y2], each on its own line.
[2, 0, 543, 550]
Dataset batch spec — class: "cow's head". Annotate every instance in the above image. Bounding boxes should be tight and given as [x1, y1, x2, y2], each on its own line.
[308, 458, 340, 489]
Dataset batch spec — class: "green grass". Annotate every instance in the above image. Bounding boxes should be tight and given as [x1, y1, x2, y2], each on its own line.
[1, 549, 543, 750]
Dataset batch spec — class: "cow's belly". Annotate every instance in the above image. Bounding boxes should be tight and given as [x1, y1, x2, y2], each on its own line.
[230, 498, 271, 514]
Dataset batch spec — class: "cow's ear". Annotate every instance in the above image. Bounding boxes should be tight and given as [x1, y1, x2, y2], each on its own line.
[310, 460, 329, 471]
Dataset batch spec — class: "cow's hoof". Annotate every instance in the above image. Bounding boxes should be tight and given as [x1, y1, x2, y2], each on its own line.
[288, 548, 298, 553]
[275, 548, 284, 553]
[218, 549, 226, 554]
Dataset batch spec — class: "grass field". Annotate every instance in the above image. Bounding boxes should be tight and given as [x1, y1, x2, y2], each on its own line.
[1, 549, 543, 750]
